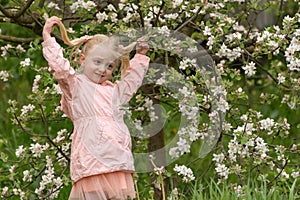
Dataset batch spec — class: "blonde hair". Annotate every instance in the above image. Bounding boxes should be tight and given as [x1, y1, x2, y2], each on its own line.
[58, 22, 135, 78]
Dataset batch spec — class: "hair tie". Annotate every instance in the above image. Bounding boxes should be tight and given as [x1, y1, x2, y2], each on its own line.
[80, 35, 93, 42]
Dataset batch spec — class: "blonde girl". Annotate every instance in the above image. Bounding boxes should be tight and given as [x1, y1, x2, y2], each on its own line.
[42, 16, 149, 200]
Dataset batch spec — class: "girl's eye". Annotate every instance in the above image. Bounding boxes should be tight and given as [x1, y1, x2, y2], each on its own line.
[94, 60, 102, 65]
[107, 65, 113, 70]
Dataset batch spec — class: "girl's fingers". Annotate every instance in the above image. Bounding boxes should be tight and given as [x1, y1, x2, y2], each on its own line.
[43, 17, 62, 38]
[46, 16, 61, 27]
[136, 42, 149, 55]
[136, 41, 149, 49]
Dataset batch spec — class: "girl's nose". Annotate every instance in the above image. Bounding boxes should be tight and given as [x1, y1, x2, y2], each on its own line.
[96, 65, 106, 73]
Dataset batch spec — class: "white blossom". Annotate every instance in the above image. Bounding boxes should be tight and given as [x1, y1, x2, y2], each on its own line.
[32, 75, 41, 93]
[143, 98, 158, 122]
[212, 85, 227, 96]
[154, 166, 165, 175]
[240, 114, 248, 121]
[1, 44, 13, 57]
[169, 147, 179, 158]
[96, 12, 108, 23]
[259, 118, 275, 131]
[13, 188, 25, 198]
[22, 170, 32, 182]
[226, 32, 242, 42]
[106, 4, 116, 12]
[47, 2, 60, 10]
[216, 43, 242, 61]
[207, 35, 216, 50]
[234, 185, 243, 197]
[53, 129, 67, 143]
[179, 58, 197, 70]
[256, 30, 272, 43]
[277, 73, 286, 84]
[212, 153, 225, 163]
[283, 15, 295, 29]
[52, 84, 62, 94]
[176, 138, 190, 154]
[291, 171, 300, 179]
[29, 143, 49, 157]
[255, 137, 269, 159]
[15, 145, 26, 158]
[157, 26, 170, 37]
[285, 37, 300, 71]
[203, 26, 212, 36]
[280, 169, 290, 179]
[70, 0, 96, 13]
[172, 0, 183, 8]
[110, 13, 118, 23]
[2, 186, 8, 196]
[16, 44, 25, 53]
[0, 70, 9, 82]
[227, 137, 240, 162]
[215, 163, 230, 179]
[20, 58, 31, 67]
[242, 61, 256, 76]
[216, 97, 229, 113]
[9, 165, 15, 173]
[164, 13, 178, 20]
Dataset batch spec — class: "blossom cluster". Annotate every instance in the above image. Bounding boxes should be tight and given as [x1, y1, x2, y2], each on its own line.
[34, 156, 64, 199]
[163, 68, 200, 158]
[212, 111, 295, 182]
[70, 0, 96, 13]
[173, 164, 195, 183]
[32, 75, 41, 93]
[20, 104, 35, 117]
[1, 43, 25, 57]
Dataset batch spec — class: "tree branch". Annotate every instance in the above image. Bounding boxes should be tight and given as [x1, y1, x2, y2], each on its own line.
[0, 0, 35, 19]
[0, 34, 40, 43]
[153, 0, 165, 27]
[174, 6, 202, 33]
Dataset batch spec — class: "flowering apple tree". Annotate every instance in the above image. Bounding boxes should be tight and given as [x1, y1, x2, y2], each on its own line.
[0, 0, 300, 199]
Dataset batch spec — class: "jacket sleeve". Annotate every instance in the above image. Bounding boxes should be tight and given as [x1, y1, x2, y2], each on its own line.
[42, 37, 76, 118]
[115, 54, 150, 105]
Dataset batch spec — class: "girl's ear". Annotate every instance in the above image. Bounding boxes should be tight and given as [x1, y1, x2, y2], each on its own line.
[79, 53, 85, 65]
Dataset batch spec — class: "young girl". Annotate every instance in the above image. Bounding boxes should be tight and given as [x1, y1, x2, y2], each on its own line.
[42, 16, 149, 200]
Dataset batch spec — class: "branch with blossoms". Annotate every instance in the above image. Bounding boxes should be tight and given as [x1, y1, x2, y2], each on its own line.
[1, 0, 300, 199]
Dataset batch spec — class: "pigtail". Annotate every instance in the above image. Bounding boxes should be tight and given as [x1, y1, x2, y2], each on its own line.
[120, 42, 136, 79]
[58, 22, 88, 47]
[57, 21, 94, 66]
[120, 53, 130, 79]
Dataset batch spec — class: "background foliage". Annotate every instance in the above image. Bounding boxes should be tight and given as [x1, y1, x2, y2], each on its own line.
[0, 0, 300, 199]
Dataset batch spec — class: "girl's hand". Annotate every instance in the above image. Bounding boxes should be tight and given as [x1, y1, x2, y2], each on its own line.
[136, 38, 149, 55]
[42, 16, 61, 41]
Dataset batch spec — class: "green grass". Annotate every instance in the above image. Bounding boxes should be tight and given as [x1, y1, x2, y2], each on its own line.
[189, 178, 299, 200]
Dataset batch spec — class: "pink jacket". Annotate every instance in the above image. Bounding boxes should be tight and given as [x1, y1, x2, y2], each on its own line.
[42, 37, 150, 182]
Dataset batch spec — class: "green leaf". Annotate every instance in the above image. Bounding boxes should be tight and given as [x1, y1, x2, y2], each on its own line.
[241, 136, 248, 145]
[0, 152, 8, 162]
[268, 53, 272, 60]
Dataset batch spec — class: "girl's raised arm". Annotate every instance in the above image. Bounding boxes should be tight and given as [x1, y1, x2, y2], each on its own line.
[115, 40, 150, 105]
[43, 16, 62, 41]
[42, 17, 76, 118]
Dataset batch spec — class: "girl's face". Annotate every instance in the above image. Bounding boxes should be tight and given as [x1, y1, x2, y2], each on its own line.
[80, 45, 118, 84]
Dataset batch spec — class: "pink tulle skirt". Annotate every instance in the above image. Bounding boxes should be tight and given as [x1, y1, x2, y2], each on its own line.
[69, 172, 136, 200]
